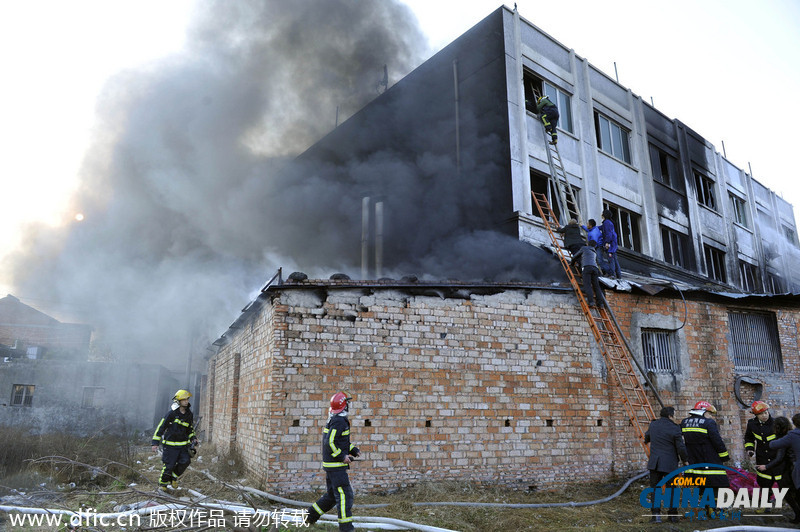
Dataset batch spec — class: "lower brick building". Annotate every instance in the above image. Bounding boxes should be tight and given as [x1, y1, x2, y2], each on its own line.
[203, 277, 800, 493]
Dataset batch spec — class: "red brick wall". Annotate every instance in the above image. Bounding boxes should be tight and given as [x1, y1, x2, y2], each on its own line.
[204, 283, 800, 493]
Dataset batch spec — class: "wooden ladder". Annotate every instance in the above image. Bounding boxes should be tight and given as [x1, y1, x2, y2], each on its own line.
[532, 191, 657, 456]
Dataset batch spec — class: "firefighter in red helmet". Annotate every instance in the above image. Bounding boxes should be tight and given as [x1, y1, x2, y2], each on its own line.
[681, 400, 730, 517]
[745, 400, 779, 501]
[306, 392, 361, 531]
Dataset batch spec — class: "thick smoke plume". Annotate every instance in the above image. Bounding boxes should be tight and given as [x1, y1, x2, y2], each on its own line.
[5, 1, 561, 367]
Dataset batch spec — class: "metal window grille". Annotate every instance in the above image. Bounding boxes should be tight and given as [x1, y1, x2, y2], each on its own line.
[641, 329, 678, 373]
[11, 384, 34, 407]
[728, 311, 783, 373]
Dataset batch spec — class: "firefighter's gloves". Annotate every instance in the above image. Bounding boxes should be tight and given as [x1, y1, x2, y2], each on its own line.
[189, 438, 200, 456]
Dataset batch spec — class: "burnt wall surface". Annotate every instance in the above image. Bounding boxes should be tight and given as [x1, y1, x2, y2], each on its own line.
[289, 8, 516, 273]
[205, 281, 800, 493]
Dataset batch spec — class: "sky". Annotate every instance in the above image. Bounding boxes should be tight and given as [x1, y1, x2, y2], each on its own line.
[0, 1, 798, 363]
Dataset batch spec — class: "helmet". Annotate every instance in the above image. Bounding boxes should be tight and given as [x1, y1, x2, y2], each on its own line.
[693, 400, 717, 413]
[329, 392, 352, 414]
[751, 400, 769, 415]
[174, 389, 192, 401]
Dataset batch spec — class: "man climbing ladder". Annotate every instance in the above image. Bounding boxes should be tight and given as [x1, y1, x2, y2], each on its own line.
[536, 94, 559, 144]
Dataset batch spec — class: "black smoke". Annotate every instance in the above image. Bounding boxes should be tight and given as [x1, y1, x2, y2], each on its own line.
[5, 1, 562, 367]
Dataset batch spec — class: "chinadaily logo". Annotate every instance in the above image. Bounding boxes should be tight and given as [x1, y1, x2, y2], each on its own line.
[639, 464, 789, 522]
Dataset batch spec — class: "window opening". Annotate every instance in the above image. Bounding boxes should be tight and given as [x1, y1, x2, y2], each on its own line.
[602, 202, 642, 252]
[729, 194, 749, 228]
[703, 244, 726, 282]
[642, 329, 679, 372]
[11, 384, 34, 407]
[728, 311, 782, 373]
[694, 172, 716, 210]
[595, 112, 631, 163]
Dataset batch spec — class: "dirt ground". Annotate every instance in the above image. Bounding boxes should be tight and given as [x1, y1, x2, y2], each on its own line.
[1, 447, 798, 531]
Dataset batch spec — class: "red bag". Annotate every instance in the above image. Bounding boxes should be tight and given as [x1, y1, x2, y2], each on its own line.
[727, 468, 759, 495]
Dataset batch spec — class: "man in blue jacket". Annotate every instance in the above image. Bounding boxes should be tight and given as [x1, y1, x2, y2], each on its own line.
[307, 392, 361, 531]
[601, 209, 621, 279]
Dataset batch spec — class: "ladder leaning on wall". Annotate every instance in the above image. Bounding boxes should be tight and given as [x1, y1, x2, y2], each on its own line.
[531, 191, 659, 456]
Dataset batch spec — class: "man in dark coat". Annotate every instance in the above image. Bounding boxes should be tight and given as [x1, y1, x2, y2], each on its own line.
[556, 218, 587, 256]
[770, 413, 800, 495]
[645, 406, 688, 522]
[681, 400, 730, 517]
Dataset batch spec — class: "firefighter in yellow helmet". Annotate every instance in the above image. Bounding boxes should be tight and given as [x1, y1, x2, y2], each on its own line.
[151, 389, 198, 491]
[745, 400, 779, 497]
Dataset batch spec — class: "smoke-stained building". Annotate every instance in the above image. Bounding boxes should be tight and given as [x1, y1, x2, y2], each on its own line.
[203, 6, 800, 493]
[288, 6, 799, 291]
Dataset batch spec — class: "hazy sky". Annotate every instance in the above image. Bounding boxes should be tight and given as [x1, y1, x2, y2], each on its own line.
[1, 0, 798, 308]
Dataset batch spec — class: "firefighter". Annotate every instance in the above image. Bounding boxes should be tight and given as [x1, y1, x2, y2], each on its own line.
[681, 400, 730, 516]
[536, 94, 559, 144]
[307, 392, 361, 532]
[151, 389, 198, 491]
[745, 400, 779, 499]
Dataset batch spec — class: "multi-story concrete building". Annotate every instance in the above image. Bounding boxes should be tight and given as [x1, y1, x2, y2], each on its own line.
[296, 6, 799, 292]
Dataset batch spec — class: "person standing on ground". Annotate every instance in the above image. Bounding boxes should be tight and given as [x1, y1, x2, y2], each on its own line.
[151, 389, 198, 492]
[536, 94, 559, 145]
[745, 401, 779, 499]
[644, 406, 688, 523]
[681, 401, 730, 517]
[761, 416, 800, 523]
[556, 218, 586, 256]
[570, 240, 605, 307]
[600, 209, 621, 279]
[306, 392, 361, 532]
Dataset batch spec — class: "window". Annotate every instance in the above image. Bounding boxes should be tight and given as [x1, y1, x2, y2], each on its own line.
[523, 72, 574, 134]
[694, 171, 716, 210]
[739, 260, 761, 293]
[703, 244, 727, 283]
[642, 329, 679, 373]
[530, 170, 581, 222]
[728, 311, 782, 373]
[783, 225, 798, 247]
[661, 226, 690, 268]
[602, 202, 642, 252]
[729, 194, 749, 228]
[11, 384, 34, 407]
[649, 145, 681, 190]
[765, 273, 784, 294]
[543, 82, 573, 134]
[594, 112, 631, 163]
[82, 387, 105, 409]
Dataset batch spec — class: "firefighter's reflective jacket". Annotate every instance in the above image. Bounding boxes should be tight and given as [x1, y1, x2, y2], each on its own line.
[321, 414, 359, 471]
[745, 414, 777, 464]
[681, 413, 730, 487]
[152, 405, 196, 447]
[745, 414, 779, 480]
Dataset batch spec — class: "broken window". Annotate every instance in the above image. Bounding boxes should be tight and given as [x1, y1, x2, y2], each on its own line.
[82, 387, 105, 409]
[765, 273, 784, 294]
[649, 145, 681, 190]
[782, 225, 798, 247]
[728, 311, 782, 373]
[641, 329, 679, 373]
[11, 384, 34, 407]
[738, 260, 761, 293]
[729, 194, 749, 228]
[594, 112, 631, 164]
[530, 169, 580, 222]
[694, 171, 716, 210]
[522, 71, 573, 133]
[602, 202, 641, 252]
[661, 226, 689, 268]
[703, 244, 726, 283]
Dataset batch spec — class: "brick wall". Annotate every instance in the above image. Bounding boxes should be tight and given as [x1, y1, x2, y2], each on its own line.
[204, 282, 800, 493]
